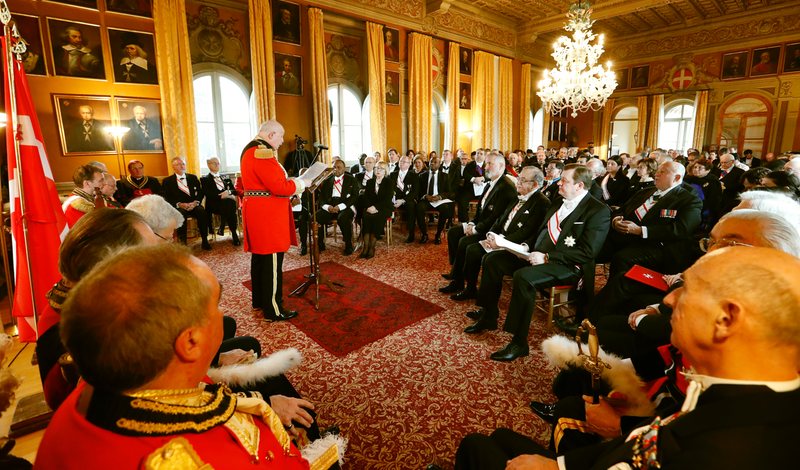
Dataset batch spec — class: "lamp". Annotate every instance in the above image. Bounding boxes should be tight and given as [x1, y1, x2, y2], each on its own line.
[537, 2, 617, 118]
[106, 125, 129, 176]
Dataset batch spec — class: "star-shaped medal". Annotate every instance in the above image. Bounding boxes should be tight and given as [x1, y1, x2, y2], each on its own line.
[564, 235, 576, 247]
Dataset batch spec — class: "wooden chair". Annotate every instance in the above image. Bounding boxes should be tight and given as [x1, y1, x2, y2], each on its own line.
[536, 285, 577, 327]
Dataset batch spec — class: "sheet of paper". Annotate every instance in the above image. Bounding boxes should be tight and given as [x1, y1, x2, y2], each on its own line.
[429, 198, 453, 208]
[493, 233, 530, 259]
[473, 182, 487, 197]
[298, 161, 330, 188]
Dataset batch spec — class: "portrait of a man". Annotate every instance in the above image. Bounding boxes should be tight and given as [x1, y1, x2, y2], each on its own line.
[459, 82, 471, 110]
[385, 28, 399, 62]
[630, 65, 649, 88]
[721, 51, 748, 79]
[109, 29, 158, 85]
[105, 0, 153, 18]
[785, 43, 800, 73]
[272, 1, 301, 45]
[750, 46, 780, 76]
[55, 96, 114, 154]
[275, 53, 302, 96]
[459, 47, 472, 76]
[386, 71, 400, 105]
[48, 19, 105, 79]
[15, 14, 47, 76]
[117, 99, 164, 152]
[616, 68, 629, 90]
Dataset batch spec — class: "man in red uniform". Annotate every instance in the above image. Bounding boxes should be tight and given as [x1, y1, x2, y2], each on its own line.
[241, 120, 305, 321]
[61, 164, 104, 228]
[35, 244, 312, 469]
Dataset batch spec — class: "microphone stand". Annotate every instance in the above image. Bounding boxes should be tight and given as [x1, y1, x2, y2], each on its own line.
[290, 151, 343, 309]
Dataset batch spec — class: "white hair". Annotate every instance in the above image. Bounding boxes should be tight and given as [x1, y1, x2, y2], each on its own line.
[737, 191, 800, 227]
[206, 156, 220, 165]
[785, 157, 800, 177]
[719, 209, 800, 258]
[127, 195, 185, 231]
[258, 120, 283, 136]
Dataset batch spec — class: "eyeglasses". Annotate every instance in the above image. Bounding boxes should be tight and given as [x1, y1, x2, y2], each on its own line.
[154, 232, 173, 243]
[698, 237, 752, 253]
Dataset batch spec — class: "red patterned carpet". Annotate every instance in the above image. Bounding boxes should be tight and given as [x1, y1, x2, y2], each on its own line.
[243, 262, 445, 356]
[197, 233, 563, 469]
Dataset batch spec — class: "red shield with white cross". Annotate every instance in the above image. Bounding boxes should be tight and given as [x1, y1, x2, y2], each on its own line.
[672, 67, 694, 90]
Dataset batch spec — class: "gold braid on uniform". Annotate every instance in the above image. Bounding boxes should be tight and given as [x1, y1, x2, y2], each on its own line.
[46, 279, 71, 311]
[85, 383, 237, 437]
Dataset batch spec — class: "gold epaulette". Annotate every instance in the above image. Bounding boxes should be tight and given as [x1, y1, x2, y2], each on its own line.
[70, 196, 95, 213]
[254, 146, 275, 159]
[145, 437, 211, 470]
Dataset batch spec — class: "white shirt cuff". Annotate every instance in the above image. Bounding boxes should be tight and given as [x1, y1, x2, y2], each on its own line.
[322, 204, 330, 210]
[337, 203, 346, 211]
[557, 455, 567, 470]
[641, 226, 648, 238]
[291, 177, 305, 195]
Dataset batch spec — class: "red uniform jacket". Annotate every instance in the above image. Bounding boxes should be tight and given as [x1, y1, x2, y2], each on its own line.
[240, 139, 299, 254]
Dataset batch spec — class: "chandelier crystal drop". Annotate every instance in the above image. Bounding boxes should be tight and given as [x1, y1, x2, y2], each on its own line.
[537, 2, 617, 118]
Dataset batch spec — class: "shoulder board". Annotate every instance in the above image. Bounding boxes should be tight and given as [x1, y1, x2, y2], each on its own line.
[145, 437, 207, 470]
[255, 147, 274, 159]
[70, 196, 95, 213]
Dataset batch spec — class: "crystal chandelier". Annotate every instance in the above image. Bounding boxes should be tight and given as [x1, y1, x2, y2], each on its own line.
[537, 2, 617, 118]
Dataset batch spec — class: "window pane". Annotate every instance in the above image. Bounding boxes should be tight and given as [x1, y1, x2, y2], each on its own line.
[330, 124, 340, 158]
[343, 125, 362, 161]
[194, 75, 214, 122]
[659, 121, 679, 150]
[220, 76, 250, 123]
[197, 122, 217, 161]
[614, 106, 637, 120]
[362, 95, 371, 154]
[222, 122, 251, 169]
[342, 89, 360, 126]
[665, 106, 683, 119]
[328, 88, 339, 127]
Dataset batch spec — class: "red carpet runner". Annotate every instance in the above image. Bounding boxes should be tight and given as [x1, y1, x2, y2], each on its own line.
[244, 261, 445, 356]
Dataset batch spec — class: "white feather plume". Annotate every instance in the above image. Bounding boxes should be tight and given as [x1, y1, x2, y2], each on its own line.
[207, 348, 302, 387]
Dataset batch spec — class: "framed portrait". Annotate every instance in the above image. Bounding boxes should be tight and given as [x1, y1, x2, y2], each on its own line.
[274, 53, 302, 96]
[14, 14, 47, 76]
[458, 82, 471, 110]
[48, 18, 106, 80]
[115, 97, 164, 153]
[53, 95, 115, 155]
[459, 46, 472, 76]
[108, 28, 158, 85]
[721, 51, 749, 80]
[615, 68, 629, 90]
[630, 65, 649, 88]
[272, 0, 301, 45]
[784, 42, 800, 74]
[105, 0, 153, 18]
[384, 27, 399, 63]
[385, 71, 400, 105]
[750, 45, 781, 77]
[45, 0, 98, 9]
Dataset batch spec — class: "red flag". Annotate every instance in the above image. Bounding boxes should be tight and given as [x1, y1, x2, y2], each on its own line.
[3, 37, 68, 342]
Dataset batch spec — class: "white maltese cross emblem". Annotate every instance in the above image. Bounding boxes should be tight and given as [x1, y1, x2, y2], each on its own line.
[564, 236, 576, 247]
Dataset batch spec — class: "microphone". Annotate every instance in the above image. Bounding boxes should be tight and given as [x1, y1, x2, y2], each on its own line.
[314, 142, 329, 150]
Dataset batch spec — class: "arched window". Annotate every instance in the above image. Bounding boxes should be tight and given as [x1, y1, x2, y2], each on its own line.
[718, 95, 772, 158]
[431, 92, 446, 155]
[609, 106, 638, 156]
[529, 107, 544, 150]
[659, 101, 694, 154]
[328, 83, 363, 165]
[192, 67, 254, 173]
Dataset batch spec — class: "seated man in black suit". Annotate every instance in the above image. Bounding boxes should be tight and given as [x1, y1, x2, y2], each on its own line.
[415, 155, 455, 244]
[115, 160, 162, 206]
[393, 155, 420, 242]
[714, 152, 746, 213]
[464, 165, 610, 361]
[441, 152, 516, 295]
[542, 159, 564, 202]
[456, 148, 488, 223]
[451, 246, 800, 470]
[601, 161, 702, 279]
[451, 166, 550, 302]
[742, 148, 761, 168]
[201, 157, 240, 246]
[316, 159, 359, 255]
[162, 157, 211, 250]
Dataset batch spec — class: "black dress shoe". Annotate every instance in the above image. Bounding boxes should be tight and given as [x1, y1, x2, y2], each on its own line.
[267, 310, 298, 321]
[490, 343, 529, 362]
[529, 401, 557, 424]
[232, 237, 241, 247]
[464, 318, 497, 334]
[419, 234, 429, 243]
[217, 227, 225, 236]
[451, 287, 477, 301]
[441, 273, 453, 280]
[439, 281, 463, 294]
[405, 235, 415, 243]
[300, 245, 307, 255]
[201, 240, 212, 251]
[433, 237, 441, 245]
[343, 245, 355, 256]
[319, 243, 326, 252]
[466, 309, 483, 320]
[554, 316, 580, 336]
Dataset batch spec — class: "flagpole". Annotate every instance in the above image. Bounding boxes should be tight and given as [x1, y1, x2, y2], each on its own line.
[2, 2, 40, 339]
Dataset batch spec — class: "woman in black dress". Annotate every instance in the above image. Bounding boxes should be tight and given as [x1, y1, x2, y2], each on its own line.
[359, 162, 394, 259]
[629, 157, 657, 195]
[597, 155, 629, 208]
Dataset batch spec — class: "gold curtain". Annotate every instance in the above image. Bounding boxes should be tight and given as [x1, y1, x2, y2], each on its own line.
[541, 97, 550, 148]
[636, 95, 648, 152]
[309, 9, 331, 163]
[446, 41, 460, 151]
[693, 90, 709, 151]
[648, 94, 663, 149]
[153, 0, 200, 174]
[518, 63, 531, 151]
[366, 22, 387, 155]
[498, 57, 513, 151]
[599, 98, 616, 159]
[248, 0, 276, 122]
[408, 33, 432, 153]
[472, 51, 495, 148]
